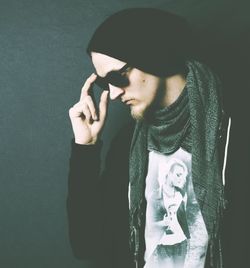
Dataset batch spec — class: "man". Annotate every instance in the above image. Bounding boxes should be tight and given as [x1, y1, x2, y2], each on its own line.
[67, 8, 229, 268]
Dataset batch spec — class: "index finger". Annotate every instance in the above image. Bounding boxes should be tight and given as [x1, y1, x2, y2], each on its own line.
[80, 73, 97, 101]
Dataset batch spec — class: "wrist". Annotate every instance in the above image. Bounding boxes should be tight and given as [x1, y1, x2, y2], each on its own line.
[75, 137, 98, 145]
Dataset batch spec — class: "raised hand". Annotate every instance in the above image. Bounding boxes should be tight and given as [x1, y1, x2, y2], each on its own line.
[69, 73, 109, 145]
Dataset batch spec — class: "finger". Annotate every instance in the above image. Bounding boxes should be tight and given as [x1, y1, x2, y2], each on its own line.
[80, 73, 97, 101]
[85, 95, 98, 121]
[99, 90, 109, 121]
[69, 102, 91, 123]
[81, 103, 92, 124]
[69, 104, 82, 118]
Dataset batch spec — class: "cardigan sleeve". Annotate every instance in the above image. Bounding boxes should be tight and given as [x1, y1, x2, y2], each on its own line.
[67, 139, 104, 259]
[67, 122, 135, 263]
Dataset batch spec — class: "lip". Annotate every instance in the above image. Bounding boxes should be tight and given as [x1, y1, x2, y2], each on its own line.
[123, 99, 134, 105]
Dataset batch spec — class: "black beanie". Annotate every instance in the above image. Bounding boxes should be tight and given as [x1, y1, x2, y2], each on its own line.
[87, 8, 192, 77]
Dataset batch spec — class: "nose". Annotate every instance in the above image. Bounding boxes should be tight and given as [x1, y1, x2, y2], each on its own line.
[109, 84, 124, 100]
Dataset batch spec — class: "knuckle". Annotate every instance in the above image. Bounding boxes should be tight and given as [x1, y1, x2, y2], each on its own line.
[72, 104, 80, 110]
[68, 107, 75, 117]
[69, 106, 75, 113]
[85, 95, 92, 102]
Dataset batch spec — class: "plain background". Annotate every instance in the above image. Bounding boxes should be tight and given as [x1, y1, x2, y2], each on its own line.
[0, 0, 249, 267]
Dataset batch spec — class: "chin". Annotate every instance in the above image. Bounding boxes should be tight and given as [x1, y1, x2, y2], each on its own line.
[131, 101, 159, 122]
[130, 104, 147, 120]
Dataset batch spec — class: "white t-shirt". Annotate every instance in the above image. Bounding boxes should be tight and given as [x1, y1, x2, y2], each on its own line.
[144, 148, 209, 268]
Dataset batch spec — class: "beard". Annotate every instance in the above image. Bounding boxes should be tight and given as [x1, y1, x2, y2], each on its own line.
[130, 100, 157, 121]
[130, 104, 147, 120]
[130, 85, 165, 122]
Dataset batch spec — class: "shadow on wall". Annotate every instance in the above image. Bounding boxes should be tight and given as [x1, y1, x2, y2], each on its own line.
[193, 29, 250, 117]
[192, 29, 250, 268]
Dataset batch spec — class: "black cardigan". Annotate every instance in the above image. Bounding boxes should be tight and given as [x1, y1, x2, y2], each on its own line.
[67, 115, 230, 268]
[67, 122, 136, 268]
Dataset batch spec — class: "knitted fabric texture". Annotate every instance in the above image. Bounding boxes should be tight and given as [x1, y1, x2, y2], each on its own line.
[87, 8, 192, 77]
[147, 85, 192, 155]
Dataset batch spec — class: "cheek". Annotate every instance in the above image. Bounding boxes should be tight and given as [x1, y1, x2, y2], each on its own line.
[136, 81, 157, 102]
[143, 79, 159, 98]
[130, 75, 146, 90]
[129, 72, 159, 101]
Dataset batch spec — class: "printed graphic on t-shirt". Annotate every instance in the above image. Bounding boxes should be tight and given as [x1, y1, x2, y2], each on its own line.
[144, 148, 208, 268]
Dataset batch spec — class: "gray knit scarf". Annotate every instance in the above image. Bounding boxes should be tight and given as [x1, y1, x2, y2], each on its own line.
[129, 60, 224, 267]
[147, 83, 192, 155]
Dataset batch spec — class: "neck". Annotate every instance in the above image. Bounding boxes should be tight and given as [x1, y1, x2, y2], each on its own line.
[163, 184, 175, 197]
[161, 74, 187, 107]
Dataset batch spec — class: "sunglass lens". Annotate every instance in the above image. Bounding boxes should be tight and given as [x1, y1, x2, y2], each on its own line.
[94, 76, 109, 90]
[108, 72, 130, 87]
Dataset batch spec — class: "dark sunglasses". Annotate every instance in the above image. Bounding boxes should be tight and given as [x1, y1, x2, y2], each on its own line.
[94, 63, 131, 90]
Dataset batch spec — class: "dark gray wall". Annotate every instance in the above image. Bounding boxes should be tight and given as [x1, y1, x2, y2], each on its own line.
[0, 0, 249, 267]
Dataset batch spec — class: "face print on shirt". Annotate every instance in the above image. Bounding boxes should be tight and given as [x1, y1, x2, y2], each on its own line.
[144, 149, 209, 268]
